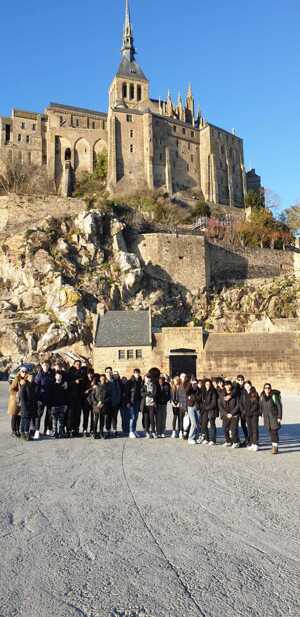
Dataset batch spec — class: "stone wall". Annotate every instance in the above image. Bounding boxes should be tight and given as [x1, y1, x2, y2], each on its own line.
[202, 331, 300, 393]
[131, 233, 209, 293]
[208, 242, 294, 283]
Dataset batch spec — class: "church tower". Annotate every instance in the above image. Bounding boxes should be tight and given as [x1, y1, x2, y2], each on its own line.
[109, 0, 149, 110]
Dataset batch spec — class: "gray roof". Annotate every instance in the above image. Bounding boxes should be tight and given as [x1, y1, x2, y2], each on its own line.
[48, 102, 107, 117]
[116, 57, 148, 82]
[95, 310, 151, 348]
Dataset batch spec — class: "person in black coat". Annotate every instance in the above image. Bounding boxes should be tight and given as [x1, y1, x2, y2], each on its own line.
[20, 374, 35, 441]
[219, 381, 240, 448]
[259, 383, 283, 454]
[233, 374, 249, 446]
[82, 369, 95, 436]
[67, 360, 85, 436]
[239, 382, 261, 451]
[49, 372, 68, 438]
[126, 369, 143, 438]
[200, 379, 219, 445]
[156, 376, 171, 438]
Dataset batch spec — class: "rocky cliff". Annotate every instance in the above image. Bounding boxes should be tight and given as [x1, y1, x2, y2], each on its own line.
[0, 194, 298, 367]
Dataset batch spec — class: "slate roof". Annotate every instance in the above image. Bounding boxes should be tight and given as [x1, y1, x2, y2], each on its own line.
[95, 310, 151, 348]
[48, 103, 107, 117]
[116, 57, 148, 82]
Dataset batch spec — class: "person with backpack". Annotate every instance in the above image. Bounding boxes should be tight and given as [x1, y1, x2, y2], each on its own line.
[240, 381, 260, 451]
[156, 375, 171, 438]
[200, 378, 218, 445]
[260, 383, 283, 454]
[219, 380, 240, 448]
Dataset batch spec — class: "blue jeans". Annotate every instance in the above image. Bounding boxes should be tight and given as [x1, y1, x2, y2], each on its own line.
[188, 406, 200, 441]
[129, 401, 140, 434]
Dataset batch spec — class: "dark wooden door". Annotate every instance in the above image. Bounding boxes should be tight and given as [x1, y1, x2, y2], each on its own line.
[169, 355, 197, 378]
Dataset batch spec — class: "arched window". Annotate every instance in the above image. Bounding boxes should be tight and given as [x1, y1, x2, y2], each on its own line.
[122, 83, 127, 99]
[130, 84, 135, 100]
[65, 148, 71, 161]
[137, 85, 142, 101]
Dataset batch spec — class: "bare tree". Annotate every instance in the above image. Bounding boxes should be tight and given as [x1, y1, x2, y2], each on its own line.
[0, 157, 52, 196]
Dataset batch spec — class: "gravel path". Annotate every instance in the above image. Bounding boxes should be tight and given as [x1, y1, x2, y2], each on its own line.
[0, 385, 299, 617]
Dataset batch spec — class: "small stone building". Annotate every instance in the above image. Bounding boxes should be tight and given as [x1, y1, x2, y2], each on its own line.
[93, 309, 204, 377]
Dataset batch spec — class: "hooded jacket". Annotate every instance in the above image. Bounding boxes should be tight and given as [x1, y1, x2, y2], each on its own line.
[259, 392, 282, 430]
[35, 369, 54, 404]
[219, 393, 240, 419]
[202, 387, 219, 419]
[240, 390, 260, 417]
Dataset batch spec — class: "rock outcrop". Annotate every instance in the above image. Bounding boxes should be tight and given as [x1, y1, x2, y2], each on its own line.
[0, 194, 298, 366]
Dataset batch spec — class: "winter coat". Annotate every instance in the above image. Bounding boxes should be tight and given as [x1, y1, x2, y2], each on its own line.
[177, 385, 189, 411]
[140, 381, 157, 412]
[171, 385, 180, 407]
[259, 392, 282, 431]
[19, 382, 35, 417]
[156, 382, 171, 405]
[202, 388, 219, 419]
[187, 385, 202, 410]
[219, 394, 240, 419]
[68, 367, 85, 402]
[35, 369, 54, 404]
[49, 382, 68, 408]
[106, 379, 122, 408]
[240, 391, 260, 418]
[93, 383, 110, 412]
[127, 376, 143, 405]
[7, 375, 25, 416]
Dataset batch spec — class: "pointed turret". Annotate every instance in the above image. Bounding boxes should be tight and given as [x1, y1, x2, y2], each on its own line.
[177, 93, 184, 121]
[122, 0, 135, 62]
[166, 90, 174, 117]
[185, 83, 195, 125]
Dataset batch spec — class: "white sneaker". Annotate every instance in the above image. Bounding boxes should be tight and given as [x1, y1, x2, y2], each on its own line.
[129, 432, 136, 439]
[152, 433, 158, 439]
[202, 440, 209, 445]
[196, 435, 204, 444]
[232, 443, 239, 449]
[33, 430, 40, 440]
[247, 445, 253, 450]
[134, 432, 139, 438]
[171, 431, 176, 438]
[179, 431, 183, 439]
[223, 442, 231, 447]
[252, 444, 259, 452]
[161, 433, 166, 438]
[209, 441, 216, 446]
[46, 430, 51, 436]
[145, 432, 150, 439]
[188, 439, 196, 445]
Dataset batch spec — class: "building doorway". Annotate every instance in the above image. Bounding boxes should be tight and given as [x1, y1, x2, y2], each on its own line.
[169, 349, 197, 378]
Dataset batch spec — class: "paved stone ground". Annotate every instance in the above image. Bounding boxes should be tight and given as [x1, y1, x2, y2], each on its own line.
[0, 384, 299, 617]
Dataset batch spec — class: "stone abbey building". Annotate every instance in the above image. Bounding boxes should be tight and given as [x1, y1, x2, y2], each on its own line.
[0, 1, 261, 206]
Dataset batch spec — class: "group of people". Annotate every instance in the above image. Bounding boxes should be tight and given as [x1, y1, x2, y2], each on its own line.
[7, 360, 283, 454]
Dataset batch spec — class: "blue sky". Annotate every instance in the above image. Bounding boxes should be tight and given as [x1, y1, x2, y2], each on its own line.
[0, 0, 299, 209]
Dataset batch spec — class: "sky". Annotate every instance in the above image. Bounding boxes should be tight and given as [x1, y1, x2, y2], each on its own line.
[0, 0, 299, 210]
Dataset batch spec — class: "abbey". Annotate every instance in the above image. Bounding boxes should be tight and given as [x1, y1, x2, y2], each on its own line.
[0, 1, 261, 206]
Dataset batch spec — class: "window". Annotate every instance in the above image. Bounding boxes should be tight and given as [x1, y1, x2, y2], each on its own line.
[130, 144, 134, 153]
[159, 153, 163, 161]
[191, 155, 194, 162]
[137, 85, 142, 101]
[21, 122, 25, 129]
[26, 135, 30, 144]
[42, 154, 47, 164]
[65, 148, 71, 161]
[17, 134, 21, 142]
[136, 350, 143, 360]
[191, 131, 194, 138]
[102, 120, 106, 130]
[127, 114, 133, 123]
[118, 350, 126, 360]
[127, 350, 134, 360]
[182, 128, 186, 135]
[59, 116, 64, 126]
[173, 125, 177, 132]
[27, 152, 31, 164]
[129, 84, 135, 100]
[92, 121, 95, 129]
[122, 83, 128, 98]
[5, 125, 11, 144]
[130, 129, 134, 138]
[75, 119, 79, 127]
[32, 123, 36, 131]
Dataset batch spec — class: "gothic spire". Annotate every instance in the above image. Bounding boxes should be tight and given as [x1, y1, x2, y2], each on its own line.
[122, 0, 136, 62]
